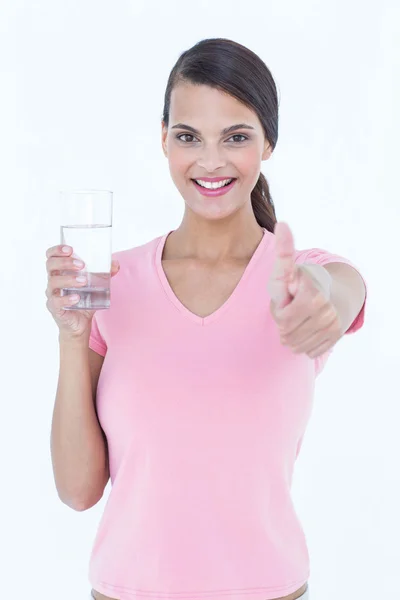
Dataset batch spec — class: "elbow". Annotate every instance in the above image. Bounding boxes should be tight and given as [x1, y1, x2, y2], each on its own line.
[54, 463, 109, 511]
[59, 492, 101, 512]
[71, 500, 92, 512]
[59, 495, 88, 512]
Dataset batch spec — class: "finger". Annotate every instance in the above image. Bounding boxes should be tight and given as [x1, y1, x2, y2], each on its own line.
[46, 245, 73, 259]
[46, 291, 80, 314]
[272, 284, 314, 334]
[272, 222, 296, 285]
[284, 316, 333, 352]
[47, 273, 87, 298]
[47, 255, 85, 276]
[277, 291, 334, 339]
[269, 223, 297, 309]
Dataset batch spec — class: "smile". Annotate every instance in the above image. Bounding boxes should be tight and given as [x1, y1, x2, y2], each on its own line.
[191, 178, 237, 197]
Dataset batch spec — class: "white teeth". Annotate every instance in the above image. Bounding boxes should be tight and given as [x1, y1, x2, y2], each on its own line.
[194, 178, 234, 189]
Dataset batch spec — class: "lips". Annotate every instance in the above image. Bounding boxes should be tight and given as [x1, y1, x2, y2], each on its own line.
[191, 178, 238, 197]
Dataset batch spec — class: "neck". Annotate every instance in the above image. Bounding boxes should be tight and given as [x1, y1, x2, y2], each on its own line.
[163, 212, 264, 263]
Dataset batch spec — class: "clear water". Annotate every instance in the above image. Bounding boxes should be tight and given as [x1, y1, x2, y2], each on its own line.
[60, 224, 112, 310]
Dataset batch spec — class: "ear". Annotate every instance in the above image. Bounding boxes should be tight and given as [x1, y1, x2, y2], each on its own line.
[262, 141, 273, 161]
[161, 121, 168, 157]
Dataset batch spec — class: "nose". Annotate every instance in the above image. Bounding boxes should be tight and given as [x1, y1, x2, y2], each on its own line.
[196, 145, 227, 173]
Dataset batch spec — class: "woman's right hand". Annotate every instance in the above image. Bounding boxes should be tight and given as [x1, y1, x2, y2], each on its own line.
[45, 245, 120, 340]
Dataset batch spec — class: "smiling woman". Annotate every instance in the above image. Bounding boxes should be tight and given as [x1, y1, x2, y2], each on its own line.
[160, 39, 279, 232]
[66, 37, 368, 600]
[161, 85, 275, 223]
[84, 38, 312, 600]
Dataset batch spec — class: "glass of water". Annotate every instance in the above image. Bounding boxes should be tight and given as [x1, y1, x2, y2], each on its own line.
[60, 189, 113, 310]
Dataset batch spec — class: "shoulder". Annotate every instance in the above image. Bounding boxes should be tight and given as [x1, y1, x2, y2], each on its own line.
[264, 229, 359, 270]
[111, 232, 166, 267]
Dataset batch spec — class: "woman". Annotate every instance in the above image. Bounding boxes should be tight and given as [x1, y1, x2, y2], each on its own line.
[48, 38, 367, 600]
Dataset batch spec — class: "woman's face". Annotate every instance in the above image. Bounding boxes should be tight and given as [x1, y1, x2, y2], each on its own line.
[161, 83, 272, 220]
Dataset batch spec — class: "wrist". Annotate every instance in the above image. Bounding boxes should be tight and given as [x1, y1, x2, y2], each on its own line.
[58, 331, 90, 346]
[299, 263, 332, 299]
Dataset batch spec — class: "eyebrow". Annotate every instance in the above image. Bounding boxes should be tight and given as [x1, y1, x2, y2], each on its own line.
[171, 123, 255, 136]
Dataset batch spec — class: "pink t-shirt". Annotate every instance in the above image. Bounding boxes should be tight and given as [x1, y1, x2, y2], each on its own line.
[88, 228, 367, 600]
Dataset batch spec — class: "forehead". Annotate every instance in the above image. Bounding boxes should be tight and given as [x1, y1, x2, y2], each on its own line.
[169, 83, 258, 128]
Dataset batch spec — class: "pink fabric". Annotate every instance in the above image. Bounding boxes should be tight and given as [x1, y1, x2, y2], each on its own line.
[88, 228, 367, 600]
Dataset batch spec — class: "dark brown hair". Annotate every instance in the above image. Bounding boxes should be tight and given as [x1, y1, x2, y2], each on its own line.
[162, 37, 279, 232]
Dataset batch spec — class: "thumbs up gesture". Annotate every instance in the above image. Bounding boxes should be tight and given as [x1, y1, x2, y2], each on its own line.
[267, 222, 342, 359]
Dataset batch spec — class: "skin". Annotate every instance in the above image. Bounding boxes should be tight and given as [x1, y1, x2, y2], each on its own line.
[160, 81, 273, 263]
[91, 83, 308, 600]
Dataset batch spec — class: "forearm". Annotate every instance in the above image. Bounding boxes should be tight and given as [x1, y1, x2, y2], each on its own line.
[50, 334, 108, 511]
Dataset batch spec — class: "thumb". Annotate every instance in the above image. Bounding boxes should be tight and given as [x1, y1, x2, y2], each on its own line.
[268, 221, 297, 309]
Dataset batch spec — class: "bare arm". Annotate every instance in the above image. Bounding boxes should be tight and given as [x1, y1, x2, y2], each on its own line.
[50, 332, 109, 511]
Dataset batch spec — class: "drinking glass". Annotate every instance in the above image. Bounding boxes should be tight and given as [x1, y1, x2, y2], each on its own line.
[59, 189, 113, 310]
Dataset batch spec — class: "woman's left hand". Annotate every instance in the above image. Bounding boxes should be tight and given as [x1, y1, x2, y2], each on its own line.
[267, 222, 343, 359]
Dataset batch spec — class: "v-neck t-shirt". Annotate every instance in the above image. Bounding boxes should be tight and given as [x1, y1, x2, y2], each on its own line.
[87, 227, 367, 600]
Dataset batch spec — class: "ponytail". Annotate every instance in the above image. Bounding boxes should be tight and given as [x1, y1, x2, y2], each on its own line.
[251, 172, 277, 233]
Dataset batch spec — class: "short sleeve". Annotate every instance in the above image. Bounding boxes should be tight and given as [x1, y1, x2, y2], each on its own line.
[295, 247, 367, 335]
[89, 312, 107, 356]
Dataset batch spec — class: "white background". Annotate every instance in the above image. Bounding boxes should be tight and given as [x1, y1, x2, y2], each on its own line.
[2, 1, 399, 599]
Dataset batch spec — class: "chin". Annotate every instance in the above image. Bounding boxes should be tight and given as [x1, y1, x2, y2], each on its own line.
[189, 200, 242, 221]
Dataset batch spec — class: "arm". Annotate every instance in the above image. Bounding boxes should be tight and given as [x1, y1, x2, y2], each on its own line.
[304, 262, 367, 335]
[50, 333, 109, 511]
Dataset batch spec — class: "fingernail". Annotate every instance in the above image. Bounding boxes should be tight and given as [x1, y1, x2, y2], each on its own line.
[62, 246, 71, 253]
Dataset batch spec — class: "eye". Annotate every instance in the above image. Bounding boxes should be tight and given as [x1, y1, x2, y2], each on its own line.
[176, 133, 249, 143]
[176, 133, 198, 143]
[227, 134, 248, 143]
